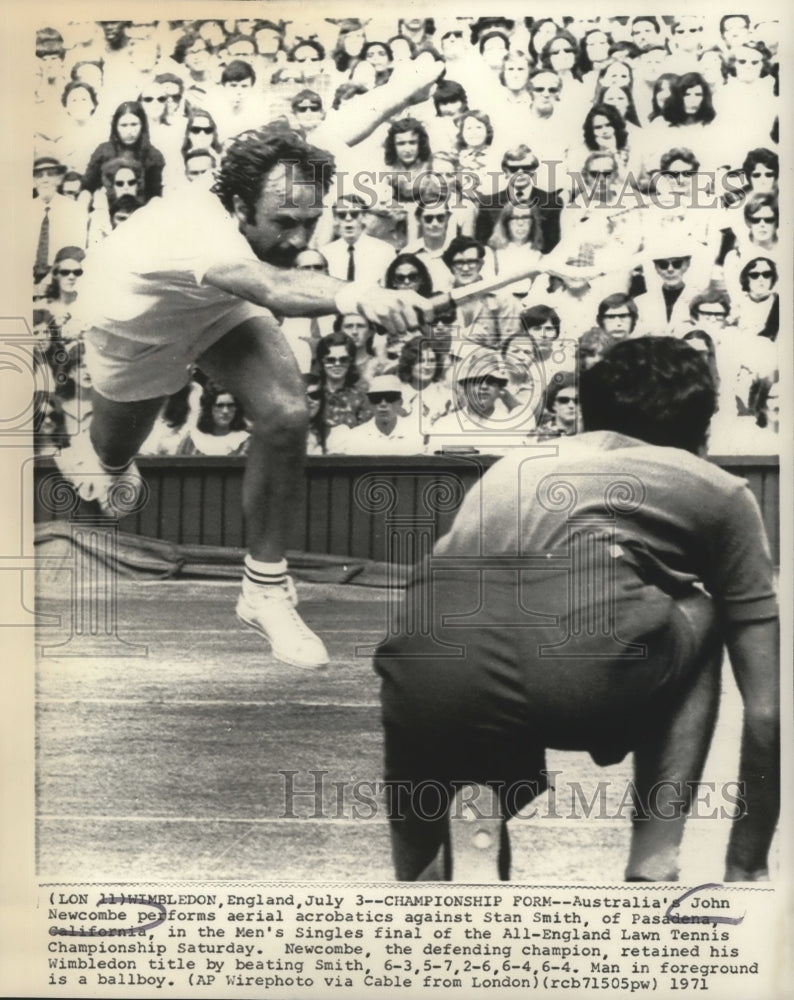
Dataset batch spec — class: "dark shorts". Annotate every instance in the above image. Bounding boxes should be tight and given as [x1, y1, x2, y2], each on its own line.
[375, 552, 720, 822]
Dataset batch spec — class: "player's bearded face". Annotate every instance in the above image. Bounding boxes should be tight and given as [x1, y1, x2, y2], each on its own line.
[237, 168, 323, 268]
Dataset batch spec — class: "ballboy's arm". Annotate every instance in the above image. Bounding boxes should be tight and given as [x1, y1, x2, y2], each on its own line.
[723, 617, 780, 880]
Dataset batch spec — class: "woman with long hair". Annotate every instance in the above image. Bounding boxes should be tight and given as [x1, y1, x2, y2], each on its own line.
[384, 253, 434, 298]
[647, 73, 679, 123]
[579, 28, 612, 83]
[138, 383, 196, 456]
[575, 102, 641, 182]
[331, 312, 394, 385]
[180, 107, 223, 161]
[33, 391, 70, 455]
[314, 332, 371, 434]
[527, 17, 560, 64]
[593, 81, 642, 128]
[662, 72, 716, 127]
[176, 385, 249, 456]
[456, 109, 498, 182]
[540, 29, 585, 100]
[359, 40, 394, 87]
[487, 201, 543, 286]
[303, 374, 327, 455]
[396, 337, 453, 428]
[81, 100, 165, 201]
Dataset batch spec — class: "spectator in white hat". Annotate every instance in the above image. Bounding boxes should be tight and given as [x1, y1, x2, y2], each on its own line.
[326, 376, 425, 455]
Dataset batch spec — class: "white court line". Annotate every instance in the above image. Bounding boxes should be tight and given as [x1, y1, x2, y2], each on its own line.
[37, 698, 380, 708]
[38, 815, 388, 825]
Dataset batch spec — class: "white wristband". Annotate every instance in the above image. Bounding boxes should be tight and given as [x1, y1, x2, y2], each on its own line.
[334, 281, 371, 317]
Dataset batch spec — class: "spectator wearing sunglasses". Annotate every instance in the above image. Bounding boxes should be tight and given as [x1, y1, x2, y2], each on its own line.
[734, 257, 778, 341]
[540, 30, 585, 113]
[722, 193, 779, 304]
[180, 107, 223, 163]
[666, 15, 706, 74]
[632, 232, 703, 337]
[524, 69, 578, 179]
[404, 200, 476, 293]
[289, 89, 325, 137]
[426, 346, 522, 456]
[721, 147, 778, 209]
[44, 246, 87, 337]
[155, 72, 186, 127]
[327, 375, 424, 455]
[313, 332, 372, 437]
[441, 235, 521, 350]
[538, 371, 580, 437]
[319, 194, 396, 288]
[82, 100, 165, 203]
[473, 145, 562, 254]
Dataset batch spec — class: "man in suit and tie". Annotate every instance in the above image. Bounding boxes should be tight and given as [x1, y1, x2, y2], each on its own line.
[319, 194, 396, 288]
[32, 154, 88, 288]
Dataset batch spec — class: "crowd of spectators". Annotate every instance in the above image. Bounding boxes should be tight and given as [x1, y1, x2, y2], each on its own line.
[32, 13, 781, 459]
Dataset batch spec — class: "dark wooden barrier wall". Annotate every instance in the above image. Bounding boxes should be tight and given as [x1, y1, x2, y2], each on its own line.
[34, 454, 780, 563]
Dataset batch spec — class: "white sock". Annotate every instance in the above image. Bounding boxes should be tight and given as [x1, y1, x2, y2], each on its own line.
[243, 555, 288, 593]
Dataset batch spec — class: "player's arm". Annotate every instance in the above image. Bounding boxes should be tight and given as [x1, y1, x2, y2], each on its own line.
[203, 259, 433, 334]
[723, 616, 780, 881]
[330, 53, 445, 148]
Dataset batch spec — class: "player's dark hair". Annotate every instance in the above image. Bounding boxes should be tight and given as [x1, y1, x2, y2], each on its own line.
[212, 122, 335, 221]
[579, 337, 717, 453]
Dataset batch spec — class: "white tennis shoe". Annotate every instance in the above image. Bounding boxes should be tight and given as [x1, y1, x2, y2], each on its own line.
[236, 577, 329, 670]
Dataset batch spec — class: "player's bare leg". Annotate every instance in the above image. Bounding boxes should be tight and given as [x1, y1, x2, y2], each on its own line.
[626, 598, 722, 880]
[197, 315, 328, 669]
[90, 393, 165, 467]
